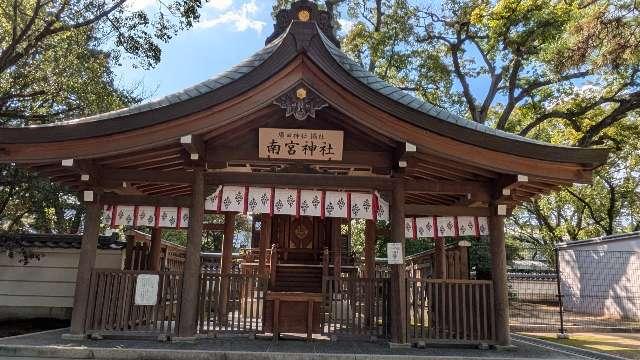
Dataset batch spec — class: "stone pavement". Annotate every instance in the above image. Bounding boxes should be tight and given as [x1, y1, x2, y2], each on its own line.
[0, 328, 608, 360]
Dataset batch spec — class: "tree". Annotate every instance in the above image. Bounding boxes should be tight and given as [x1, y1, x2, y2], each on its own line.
[0, 0, 207, 235]
[326, 0, 639, 249]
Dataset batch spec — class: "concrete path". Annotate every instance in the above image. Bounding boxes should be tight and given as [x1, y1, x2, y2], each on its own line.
[0, 328, 610, 360]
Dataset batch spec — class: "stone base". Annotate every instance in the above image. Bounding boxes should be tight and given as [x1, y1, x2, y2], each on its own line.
[61, 333, 87, 341]
[171, 336, 197, 343]
[492, 344, 518, 351]
[556, 333, 570, 339]
[388, 342, 411, 349]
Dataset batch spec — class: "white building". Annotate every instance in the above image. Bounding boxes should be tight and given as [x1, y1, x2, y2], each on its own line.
[557, 232, 640, 320]
[0, 234, 125, 321]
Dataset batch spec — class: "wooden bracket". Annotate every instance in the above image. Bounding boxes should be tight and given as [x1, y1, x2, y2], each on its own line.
[62, 159, 101, 186]
[180, 134, 206, 161]
[394, 141, 417, 171]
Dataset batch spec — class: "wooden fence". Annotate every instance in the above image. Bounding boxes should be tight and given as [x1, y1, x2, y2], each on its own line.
[84, 269, 183, 335]
[406, 278, 495, 344]
[322, 276, 391, 338]
[197, 272, 269, 335]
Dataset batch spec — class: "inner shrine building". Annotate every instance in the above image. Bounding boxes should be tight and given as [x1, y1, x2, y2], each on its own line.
[0, 0, 608, 347]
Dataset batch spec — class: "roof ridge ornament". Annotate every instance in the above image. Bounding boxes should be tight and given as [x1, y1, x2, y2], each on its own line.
[266, 0, 340, 48]
[274, 85, 329, 121]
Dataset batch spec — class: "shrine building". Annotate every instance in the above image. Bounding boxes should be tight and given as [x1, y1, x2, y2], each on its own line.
[0, 0, 608, 347]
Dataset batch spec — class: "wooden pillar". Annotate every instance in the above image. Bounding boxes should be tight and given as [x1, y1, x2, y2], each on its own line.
[434, 237, 447, 279]
[176, 169, 205, 339]
[124, 234, 135, 270]
[390, 180, 407, 344]
[364, 220, 376, 327]
[68, 196, 101, 336]
[219, 212, 236, 322]
[331, 219, 342, 277]
[250, 217, 258, 248]
[364, 220, 376, 278]
[270, 243, 278, 288]
[489, 202, 511, 346]
[149, 228, 163, 271]
[259, 214, 271, 276]
[458, 241, 471, 280]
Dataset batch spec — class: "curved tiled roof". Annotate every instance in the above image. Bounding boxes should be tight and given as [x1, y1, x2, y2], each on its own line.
[0, 21, 608, 166]
[0, 233, 126, 250]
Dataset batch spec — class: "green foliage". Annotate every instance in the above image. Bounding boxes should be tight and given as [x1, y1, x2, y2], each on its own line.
[0, 165, 84, 233]
[349, 219, 365, 257]
[0, 0, 206, 237]
[337, 0, 640, 251]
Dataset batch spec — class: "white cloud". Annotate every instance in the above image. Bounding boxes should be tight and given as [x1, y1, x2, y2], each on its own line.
[196, 0, 265, 33]
[207, 0, 233, 11]
[125, 0, 156, 11]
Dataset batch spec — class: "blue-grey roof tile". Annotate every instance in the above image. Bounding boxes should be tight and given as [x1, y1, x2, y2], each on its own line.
[378, 86, 398, 96]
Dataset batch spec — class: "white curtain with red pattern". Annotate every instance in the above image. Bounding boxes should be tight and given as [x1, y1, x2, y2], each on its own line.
[100, 186, 490, 238]
[404, 215, 491, 239]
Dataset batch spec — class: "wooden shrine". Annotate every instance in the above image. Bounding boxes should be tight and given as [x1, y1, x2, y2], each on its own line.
[0, 0, 608, 347]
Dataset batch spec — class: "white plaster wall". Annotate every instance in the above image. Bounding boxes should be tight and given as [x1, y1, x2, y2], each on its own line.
[559, 249, 640, 320]
[0, 249, 123, 318]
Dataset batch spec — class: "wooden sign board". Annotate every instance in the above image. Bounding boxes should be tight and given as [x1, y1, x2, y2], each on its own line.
[134, 274, 159, 306]
[387, 243, 404, 264]
[259, 128, 344, 161]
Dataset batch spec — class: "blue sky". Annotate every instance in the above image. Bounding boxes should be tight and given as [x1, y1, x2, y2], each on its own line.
[113, 0, 494, 108]
[115, 0, 279, 99]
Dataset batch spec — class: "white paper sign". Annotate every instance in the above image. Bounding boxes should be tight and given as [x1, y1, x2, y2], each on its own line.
[387, 243, 404, 265]
[135, 274, 159, 306]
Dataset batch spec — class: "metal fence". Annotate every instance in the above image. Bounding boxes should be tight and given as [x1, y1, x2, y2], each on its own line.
[506, 248, 640, 333]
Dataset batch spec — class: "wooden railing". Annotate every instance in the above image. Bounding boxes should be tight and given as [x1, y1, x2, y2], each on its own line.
[197, 272, 269, 335]
[404, 244, 470, 279]
[164, 247, 186, 272]
[124, 230, 188, 272]
[322, 276, 391, 338]
[406, 278, 495, 344]
[84, 269, 183, 335]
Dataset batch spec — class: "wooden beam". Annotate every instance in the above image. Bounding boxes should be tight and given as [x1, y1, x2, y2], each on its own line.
[101, 193, 192, 207]
[405, 205, 490, 217]
[207, 172, 491, 195]
[101, 168, 194, 184]
[206, 146, 393, 168]
[207, 171, 394, 190]
[180, 134, 206, 161]
[404, 180, 491, 195]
